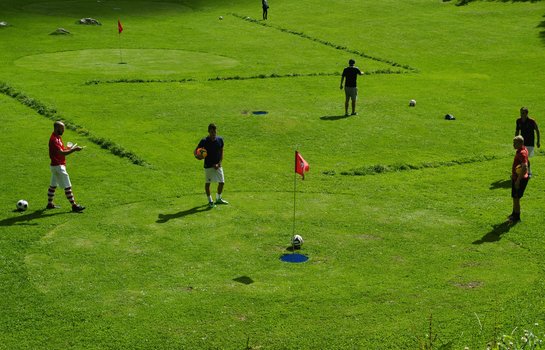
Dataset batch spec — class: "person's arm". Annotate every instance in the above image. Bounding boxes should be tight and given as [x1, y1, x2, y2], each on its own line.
[515, 121, 520, 137]
[515, 162, 528, 189]
[536, 123, 541, 148]
[340, 75, 345, 89]
[54, 145, 82, 156]
[215, 148, 223, 169]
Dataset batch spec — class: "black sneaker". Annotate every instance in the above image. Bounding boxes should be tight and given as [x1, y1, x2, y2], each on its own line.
[72, 204, 86, 212]
[46, 203, 61, 209]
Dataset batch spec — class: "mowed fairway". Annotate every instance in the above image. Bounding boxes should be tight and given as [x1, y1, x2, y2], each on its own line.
[2, 0, 545, 349]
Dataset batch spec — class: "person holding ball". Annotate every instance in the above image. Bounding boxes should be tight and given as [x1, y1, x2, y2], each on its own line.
[196, 123, 228, 208]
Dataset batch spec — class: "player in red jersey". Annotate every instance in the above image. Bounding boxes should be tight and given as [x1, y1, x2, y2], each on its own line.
[47, 121, 85, 212]
[509, 135, 529, 223]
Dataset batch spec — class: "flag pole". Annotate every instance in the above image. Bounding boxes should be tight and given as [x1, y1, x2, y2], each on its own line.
[117, 19, 124, 64]
[118, 33, 123, 63]
[292, 150, 298, 253]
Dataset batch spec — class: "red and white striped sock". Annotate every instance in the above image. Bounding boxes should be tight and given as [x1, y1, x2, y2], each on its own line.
[48, 186, 56, 204]
[64, 187, 76, 206]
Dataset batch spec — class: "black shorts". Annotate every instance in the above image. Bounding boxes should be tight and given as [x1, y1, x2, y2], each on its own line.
[511, 178, 529, 198]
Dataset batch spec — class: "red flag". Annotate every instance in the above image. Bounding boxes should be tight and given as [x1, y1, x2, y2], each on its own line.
[295, 151, 309, 179]
[118, 19, 123, 34]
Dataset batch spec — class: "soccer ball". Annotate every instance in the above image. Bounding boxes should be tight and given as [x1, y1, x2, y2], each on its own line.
[409, 99, 416, 107]
[194, 147, 207, 160]
[219, 16, 223, 20]
[291, 234, 304, 249]
[516, 164, 523, 176]
[16, 199, 28, 211]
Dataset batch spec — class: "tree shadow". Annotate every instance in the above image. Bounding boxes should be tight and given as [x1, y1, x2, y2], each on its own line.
[538, 15, 545, 44]
[0, 209, 67, 227]
[156, 204, 210, 223]
[489, 179, 511, 190]
[472, 220, 516, 244]
[320, 115, 352, 121]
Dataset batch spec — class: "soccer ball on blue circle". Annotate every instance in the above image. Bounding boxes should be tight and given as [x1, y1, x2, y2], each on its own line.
[291, 234, 304, 249]
[16, 199, 28, 211]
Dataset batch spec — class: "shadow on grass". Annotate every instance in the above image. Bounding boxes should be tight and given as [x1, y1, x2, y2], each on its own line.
[489, 179, 511, 190]
[156, 204, 210, 223]
[539, 15, 545, 44]
[0, 209, 67, 226]
[472, 220, 516, 244]
[233, 276, 254, 285]
[320, 115, 352, 121]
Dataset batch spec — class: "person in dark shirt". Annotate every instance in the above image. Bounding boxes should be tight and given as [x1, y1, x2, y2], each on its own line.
[196, 123, 228, 208]
[262, 0, 269, 20]
[340, 59, 363, 116]
[515, 107, 540, 176]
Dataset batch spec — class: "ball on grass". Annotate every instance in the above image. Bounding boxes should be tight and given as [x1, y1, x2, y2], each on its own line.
[16, 199, 28, 211]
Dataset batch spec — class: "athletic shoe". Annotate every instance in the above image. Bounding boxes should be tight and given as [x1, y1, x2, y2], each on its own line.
[208, 201, 216, 208]
[72, 204, 86, 212]
[351, 112, 358, 116]
[46, 203, 60, 209]
[508, 214, 520, 223]
[216, 198, 229, 205]
[344, 113, 349, 117]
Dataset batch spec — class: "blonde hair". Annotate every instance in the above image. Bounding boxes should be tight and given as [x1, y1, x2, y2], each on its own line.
[514, 135, 524, 146]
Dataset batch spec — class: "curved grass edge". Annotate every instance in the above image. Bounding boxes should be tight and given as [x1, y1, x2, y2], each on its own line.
[0, 81, 149, 166]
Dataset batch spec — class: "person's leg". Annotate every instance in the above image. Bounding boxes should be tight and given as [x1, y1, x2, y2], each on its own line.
[215, 168, 228, 204]
[344, 96, 349, 116]
[47, 167, 58, 208]
[205, 183, 213, 203]
[351, 98, 357, 115]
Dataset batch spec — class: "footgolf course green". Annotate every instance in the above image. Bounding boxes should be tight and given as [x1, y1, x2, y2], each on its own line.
[2, 0, 545, 348]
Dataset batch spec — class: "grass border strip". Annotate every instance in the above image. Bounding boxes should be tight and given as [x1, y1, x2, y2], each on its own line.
[323, 154, 510, 176]
[84, 69, 407, 85]
[0, 81, 149, 166]
[231, 13, 418, 73]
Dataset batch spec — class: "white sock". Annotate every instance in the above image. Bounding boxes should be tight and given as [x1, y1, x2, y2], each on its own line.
[208, 195, 213, 203]
[216, 193, 222, 200]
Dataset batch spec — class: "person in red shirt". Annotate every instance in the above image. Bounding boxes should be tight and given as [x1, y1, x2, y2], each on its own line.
[509, 135, 529, 223]
[47, 121, 85, 212]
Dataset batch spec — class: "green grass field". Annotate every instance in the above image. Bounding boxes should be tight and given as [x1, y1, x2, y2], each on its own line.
[2, 0, 545, 349]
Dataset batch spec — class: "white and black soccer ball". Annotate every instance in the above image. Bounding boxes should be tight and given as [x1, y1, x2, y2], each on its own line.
[16, 199, 28, 211]
[291, 234, 304, 249]
[409, 99, 416, 107]
[219, 16, 223, 20]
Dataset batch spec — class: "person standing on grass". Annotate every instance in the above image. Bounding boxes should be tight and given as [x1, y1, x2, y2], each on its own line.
[196, 123, 228, 208]
[340, 59, 363, 116]
[262, 0, 269, 20]
[509, 135, 529, 223]
[515, 107, 540, 176]
[47, 121, 86, 212]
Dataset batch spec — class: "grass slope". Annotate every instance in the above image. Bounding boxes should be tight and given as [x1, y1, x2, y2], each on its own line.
[1, 0, 545, 349]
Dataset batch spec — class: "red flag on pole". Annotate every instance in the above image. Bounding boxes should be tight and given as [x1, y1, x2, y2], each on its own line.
[295, 151, 309, 179]
[118, 19, 123, 34]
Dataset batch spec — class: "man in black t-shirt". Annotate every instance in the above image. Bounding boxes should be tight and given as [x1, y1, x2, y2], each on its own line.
[515, 107, 540, 176]
[340, 59, 363, 116]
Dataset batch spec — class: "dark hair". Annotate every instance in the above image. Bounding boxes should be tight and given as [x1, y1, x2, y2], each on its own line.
[520, 107, 528, 114]
[208, 123, 217, 131]
[349, 59, 355, 66]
